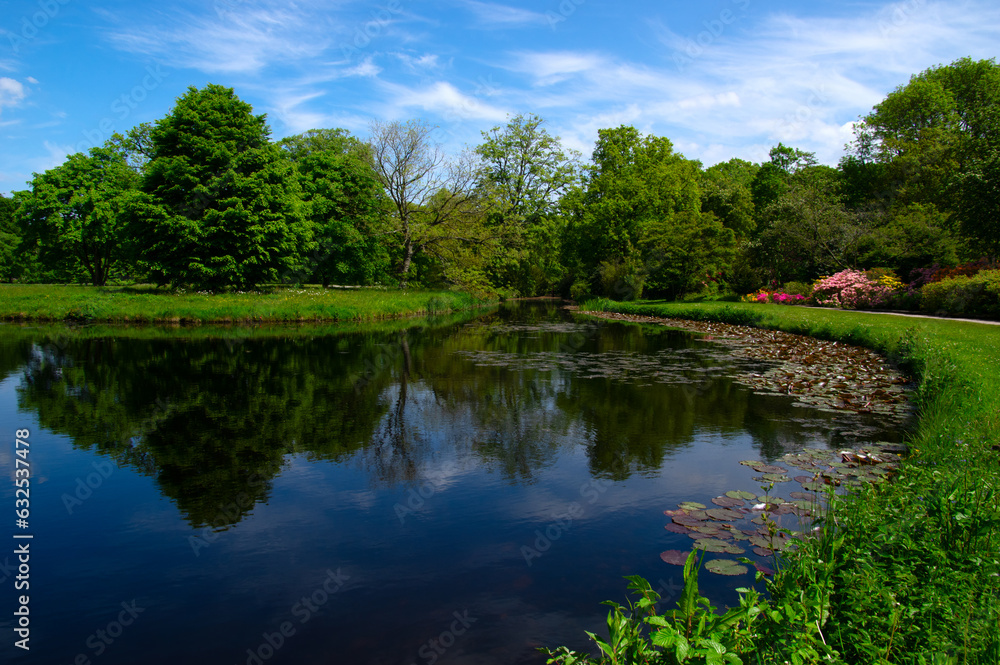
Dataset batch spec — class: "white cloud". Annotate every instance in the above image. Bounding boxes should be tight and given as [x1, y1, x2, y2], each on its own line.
[461, 1, 549, 27]
[0, 78, 26, 116]
[105, 4, 333, 74]
[383, 81, 510, 123]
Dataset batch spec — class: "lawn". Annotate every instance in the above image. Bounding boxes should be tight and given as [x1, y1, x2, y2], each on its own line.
[0, 284, 491, 323]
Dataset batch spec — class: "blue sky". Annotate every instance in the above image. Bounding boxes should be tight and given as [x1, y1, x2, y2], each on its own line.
[1, 0, 998, 195]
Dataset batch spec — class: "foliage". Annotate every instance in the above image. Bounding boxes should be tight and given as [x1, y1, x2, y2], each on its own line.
[367, 119, 488, 288]
[279, 129, 392, 286]
[920, 269, 1000, 318]
[740, 290, 805, 305]
[543, 557, 762, 665]
[14, 146, 139, 285]
[811, 269, 895, 309]
[134, 84, 310, 290]
[566, 125, 733, 300]
[475, 113, 579, 295]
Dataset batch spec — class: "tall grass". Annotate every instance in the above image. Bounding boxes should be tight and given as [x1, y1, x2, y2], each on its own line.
[0, 284, 491, 323]
[577, 299, 1000, 664]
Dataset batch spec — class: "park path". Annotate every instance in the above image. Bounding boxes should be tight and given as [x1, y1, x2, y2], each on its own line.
[812, 308, 1000, 326]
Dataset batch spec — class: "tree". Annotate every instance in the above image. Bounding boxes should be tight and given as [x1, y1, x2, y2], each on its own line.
[279, 129, 391, 287]
[475, 113, 580, 295]
[0, 195, 21, 282]
[15, 146, 138, 285]
[134, 84, 310, 289]
[700, 158, 758, 239]
[853, 57, 1000, 257]
[566, 125, 732, 299]
[366, 119, 486, 287]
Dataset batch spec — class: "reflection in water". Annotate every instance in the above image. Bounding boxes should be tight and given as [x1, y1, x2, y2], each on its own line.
[0, 303, 909, 665]
[11, 303, 898, 529]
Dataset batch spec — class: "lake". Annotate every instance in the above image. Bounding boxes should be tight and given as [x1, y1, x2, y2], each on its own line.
[0, 301, 907, 664]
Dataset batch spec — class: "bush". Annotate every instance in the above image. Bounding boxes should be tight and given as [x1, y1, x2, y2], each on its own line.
[921, 270, 1000, 318]
[812, 269, 893, 309]
[781, 281, 813, 297]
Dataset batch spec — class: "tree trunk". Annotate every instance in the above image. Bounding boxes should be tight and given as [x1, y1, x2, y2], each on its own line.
[399, 238, 414, 288]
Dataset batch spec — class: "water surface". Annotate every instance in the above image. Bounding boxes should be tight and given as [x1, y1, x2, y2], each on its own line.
[0, 302, 905, 664]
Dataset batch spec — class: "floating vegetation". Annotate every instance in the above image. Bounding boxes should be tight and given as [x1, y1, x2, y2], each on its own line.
[579, 311, 915, 426]
[659, 441, 907, 576]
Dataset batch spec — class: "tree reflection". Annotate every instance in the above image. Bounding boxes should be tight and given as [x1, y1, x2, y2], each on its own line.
[4, 305, 879, 530]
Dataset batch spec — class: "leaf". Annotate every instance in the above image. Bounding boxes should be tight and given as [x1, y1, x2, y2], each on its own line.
[711, 496, 745, 508]
[705, 559, 749, 576]
[705, 507, 743, 521]
[725, 490, 757, 500]
[678, 501, 707, 510]
[660, 550, 691, 566]
[664, 522, 690, 534]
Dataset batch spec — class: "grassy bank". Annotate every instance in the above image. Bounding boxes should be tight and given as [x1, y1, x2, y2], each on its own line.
[570, 299, 1000, 664]
[0, 284, 491, 323]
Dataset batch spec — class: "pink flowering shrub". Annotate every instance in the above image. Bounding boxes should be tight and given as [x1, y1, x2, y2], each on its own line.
[741, 290, 806, 305]
[812, 270, 893, 309]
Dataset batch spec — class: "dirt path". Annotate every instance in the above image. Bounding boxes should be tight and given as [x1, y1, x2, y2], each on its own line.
[814, 308, 1000, 326]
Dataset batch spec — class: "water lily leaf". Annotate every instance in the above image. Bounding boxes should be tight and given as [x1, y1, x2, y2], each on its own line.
[693, 538, 742, 553]
[671, 515, 704, 527]
[789, 492, 818, 501]
[678, 501, 707, 511]
[711, 496, 745, 508]
[705, 508, 743, 521]
[752, 546, 774, 557]
[793, 475, 815, 484]
[749, 535, 771, 549]
[691, 524, 724, 535]
[705, 559, 749, 576]
[739, 460, 763, 468]
[660, 550, 691, 566]
[760, 473, 792, 483]
[754, 561, 776, 576]
[801, 481, 825, 492]
[726, 490, 757, 500]
[728, 529, 751, 541]
[664, 523, 690, 534]
[688, 531, 714, 540]
[754, 464, 788, 474]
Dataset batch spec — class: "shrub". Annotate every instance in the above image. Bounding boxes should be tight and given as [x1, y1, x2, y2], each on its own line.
[921, 269, 1000, 318]
[781, 281, 813, 297]
[811, 269, 893, 310]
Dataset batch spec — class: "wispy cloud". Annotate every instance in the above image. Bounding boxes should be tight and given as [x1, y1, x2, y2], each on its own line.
[382, 80, 510, 124]
[0, 78, 26, 118]
[460, 1, 549, 27]
[104, 4, 334, 74]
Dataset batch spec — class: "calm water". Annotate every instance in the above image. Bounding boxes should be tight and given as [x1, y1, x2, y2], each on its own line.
[0, 302, 904, 665]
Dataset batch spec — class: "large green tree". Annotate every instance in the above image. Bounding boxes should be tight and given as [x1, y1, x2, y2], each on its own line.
[566, 126, 733, 299]
[279, 129, 391, 287]
[135, 84, 310, 289]
[853, 57, 1000, 258]
[475, 113, 579, 295]
[15, 146, 138, 285]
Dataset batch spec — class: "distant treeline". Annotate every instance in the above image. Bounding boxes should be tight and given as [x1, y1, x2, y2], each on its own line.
[1, 56, 996, 298]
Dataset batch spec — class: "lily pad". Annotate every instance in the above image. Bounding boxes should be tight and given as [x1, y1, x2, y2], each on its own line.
[711, 496, 745, 508]
[754, 464, 788, 474]
[694, 538, 745, 555]
[754, 561, 776, 576]
[760, 473, 792, 483]
[752, 546, 774, 557]
[705, 508, 743, 521]
[789, 492, 818, 501]
[664, 523, 690, 534]
[801, 481, 825, 492]
[794, 475, 815, 484]
[671, 515, 704, 527]
[678, 501, 707, 511]
[705, 559, 749, 576]
[726, 490, 757, 501]
[660, 550, 691, 566]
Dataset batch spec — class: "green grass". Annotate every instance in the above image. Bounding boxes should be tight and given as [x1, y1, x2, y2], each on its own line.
[0, 284, 492, 323]
[577, 299, 1000, 664]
